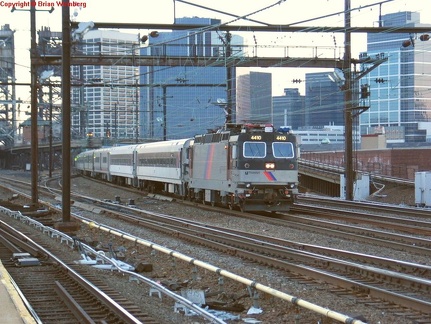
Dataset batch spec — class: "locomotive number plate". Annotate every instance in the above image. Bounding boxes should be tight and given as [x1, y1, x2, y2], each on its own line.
[250, 135, 262, 140]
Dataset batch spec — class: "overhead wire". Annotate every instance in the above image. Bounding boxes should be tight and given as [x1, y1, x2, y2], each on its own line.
[80, 0, 431, 140]
[15, 1, 430, 139]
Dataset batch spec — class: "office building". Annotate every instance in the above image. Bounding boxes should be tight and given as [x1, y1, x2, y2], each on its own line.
[304, 72, 345, 127]
[360, 11, 431, 143]
[236, 71, 272, 124]
[140, 17, 243, 140]
[71, 29, 139, 142]
[272, 88, 304, 129]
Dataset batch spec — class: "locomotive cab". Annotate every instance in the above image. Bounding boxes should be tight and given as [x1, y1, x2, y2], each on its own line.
[231, 124, 299, 211]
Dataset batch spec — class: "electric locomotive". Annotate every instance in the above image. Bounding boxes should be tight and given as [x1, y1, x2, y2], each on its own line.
[74, 123, 299, 212]
[186, 123, 299, 211]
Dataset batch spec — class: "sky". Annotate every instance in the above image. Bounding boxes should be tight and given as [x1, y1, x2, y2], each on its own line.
[1, 0, 431, 109]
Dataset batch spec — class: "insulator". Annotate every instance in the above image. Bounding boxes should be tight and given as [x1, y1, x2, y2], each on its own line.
[419, 34, 430, 42]
[402, 40, 412, 47]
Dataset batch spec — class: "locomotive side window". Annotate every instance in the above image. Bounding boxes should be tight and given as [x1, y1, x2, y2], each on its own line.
[231, 145, 237, 159]
[272, 142, 294, 158]
[243, 142, 266, 158]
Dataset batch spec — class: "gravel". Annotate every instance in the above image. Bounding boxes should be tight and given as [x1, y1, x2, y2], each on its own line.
[0, 173, 427, 323]
[69, 177, 427, 323]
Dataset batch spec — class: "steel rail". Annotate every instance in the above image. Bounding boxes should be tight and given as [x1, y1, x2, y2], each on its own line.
[0, 219, 143, 324]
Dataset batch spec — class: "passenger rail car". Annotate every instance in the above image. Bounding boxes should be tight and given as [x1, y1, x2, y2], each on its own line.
[93, 148, 111, 179]
[135, 139, 192, 195]
[109, 144, 139, 186]
[74, 124, 299, 212]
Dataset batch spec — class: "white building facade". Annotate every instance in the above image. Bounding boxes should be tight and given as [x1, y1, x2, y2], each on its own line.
[71, 29, 139, 142]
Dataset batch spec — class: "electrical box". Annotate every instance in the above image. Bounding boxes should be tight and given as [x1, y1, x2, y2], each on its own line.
[415, 171, 431, 207]
[340, 174, 370, 201]
[354, 174, 370, 200]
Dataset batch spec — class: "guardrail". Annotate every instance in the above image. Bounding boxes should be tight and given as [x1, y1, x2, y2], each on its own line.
[299, 159, 414, 186]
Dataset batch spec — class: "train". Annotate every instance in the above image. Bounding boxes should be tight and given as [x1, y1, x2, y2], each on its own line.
[74, 123, 299, 212]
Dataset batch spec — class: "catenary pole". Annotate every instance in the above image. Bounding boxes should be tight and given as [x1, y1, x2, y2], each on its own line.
[344, 0, 354, 200]
[61, 1, 71, 221]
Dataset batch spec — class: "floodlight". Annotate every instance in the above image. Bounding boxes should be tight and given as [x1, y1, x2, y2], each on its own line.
[333, 69, 345, 82]
[72, 21, 94, 42]
[40, 70, 54, 82]
[328, 68, 345, 86]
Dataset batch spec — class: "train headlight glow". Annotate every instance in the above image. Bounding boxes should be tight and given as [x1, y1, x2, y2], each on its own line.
[265, 162, 275, 169]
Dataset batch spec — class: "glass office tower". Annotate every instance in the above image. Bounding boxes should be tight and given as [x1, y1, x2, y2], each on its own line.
[140, 17, 243, 140]
[360, 12, 431, 143]
[71, 29, 139, 141]
[236, 71, 272, 124]
[305, 72, 345, 127]
[272, 88, 304, 130]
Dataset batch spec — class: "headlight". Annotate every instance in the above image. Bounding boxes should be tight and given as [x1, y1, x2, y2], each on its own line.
[265, 162, 275, 169]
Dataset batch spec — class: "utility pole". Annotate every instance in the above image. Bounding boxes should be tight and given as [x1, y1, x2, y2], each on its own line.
[162, 86, 167, 140]
[135, 81, 139, 143]
[114, 102, 118, 143]
[225, 31, 233, 124]
[30, 3, 39, 206]
[344, 0, 354, 201]
[12, 1, 53, 205]
[48, 84, 53, 178]
[61, 0, 72, 223]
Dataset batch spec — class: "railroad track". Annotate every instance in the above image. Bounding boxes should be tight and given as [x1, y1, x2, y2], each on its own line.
[0, 218, 158, 323]
[69, 198, 431, 320]
[292, 203, 431, 237]
[3, 172, 431, 272]
[2, 171, 431, 322]
[62, 175, 431, 254]
[297, 194, 431, 222]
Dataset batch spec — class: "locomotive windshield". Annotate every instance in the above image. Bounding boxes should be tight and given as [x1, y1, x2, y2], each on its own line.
[243, 142, 266, 158]
[273, 142, 294, 158]
[243, 141, 294, 159]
